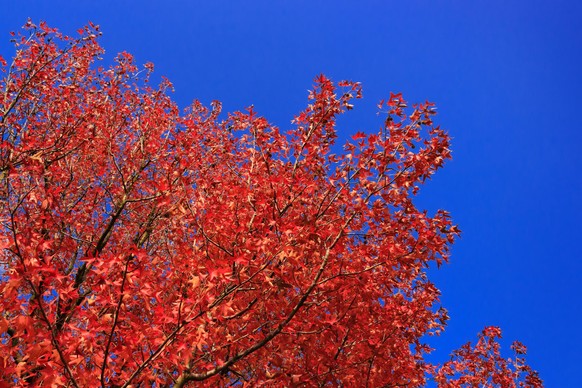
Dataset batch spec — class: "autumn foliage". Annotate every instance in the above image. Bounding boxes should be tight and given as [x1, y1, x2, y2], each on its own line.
[0, 22, 541, 387]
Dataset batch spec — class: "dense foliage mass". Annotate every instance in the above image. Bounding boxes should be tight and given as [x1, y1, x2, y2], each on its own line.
[0, 22, 542, 387]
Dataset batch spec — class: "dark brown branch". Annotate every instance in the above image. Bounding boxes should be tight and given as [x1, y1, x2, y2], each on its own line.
[100, 255, 132, 386]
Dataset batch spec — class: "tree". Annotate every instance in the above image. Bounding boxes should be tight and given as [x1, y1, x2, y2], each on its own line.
[0, 22, 541, 387]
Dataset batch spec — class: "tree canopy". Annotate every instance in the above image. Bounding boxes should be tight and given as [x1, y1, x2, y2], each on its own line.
[0, 22, 542, 387]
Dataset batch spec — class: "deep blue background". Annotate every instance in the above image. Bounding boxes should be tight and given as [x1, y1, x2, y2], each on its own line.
[2, 1, 580, 385]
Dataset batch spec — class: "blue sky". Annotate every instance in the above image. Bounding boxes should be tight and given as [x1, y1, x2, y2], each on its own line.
[1, 1, 580, 385]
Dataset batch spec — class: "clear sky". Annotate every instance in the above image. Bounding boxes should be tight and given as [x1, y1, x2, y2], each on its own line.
[1, 1, 580, 386]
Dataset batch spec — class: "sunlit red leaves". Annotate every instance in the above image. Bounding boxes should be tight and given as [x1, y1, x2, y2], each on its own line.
[435, 327, 543, 388]
[0, 23, 541, 387]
